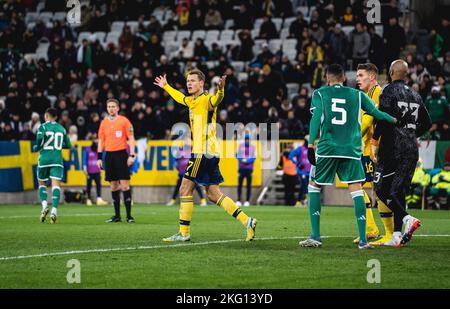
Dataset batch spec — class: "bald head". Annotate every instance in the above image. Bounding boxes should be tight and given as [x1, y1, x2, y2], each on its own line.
[389, 60, 408, 81]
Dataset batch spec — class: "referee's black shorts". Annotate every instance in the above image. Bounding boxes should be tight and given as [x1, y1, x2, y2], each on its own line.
[104, 150, 130, 181]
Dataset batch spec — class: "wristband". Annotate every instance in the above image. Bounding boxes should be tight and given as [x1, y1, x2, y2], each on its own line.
[98, 152, 103, 160]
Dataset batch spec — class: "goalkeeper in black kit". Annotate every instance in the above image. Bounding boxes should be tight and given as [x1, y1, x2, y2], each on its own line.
[371, 60, 432, 247]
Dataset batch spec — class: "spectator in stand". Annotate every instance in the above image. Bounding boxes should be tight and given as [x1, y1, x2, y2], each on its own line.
[289, 13, 307, 39]
[193, 38, 209, 62]
[324, 23, 348, 69]
[204, 8, 223, 30]
[310, 22, 324, 44]
[174, 38, 194, 61]
[426, 86, 449, 140]
[341, 6, 354, 25]
[349, 22, 371, 69]
[384, 17, 406, 68]
[368, 24, 385, 72]
[232, 30, 254, 62]
[234, 3, 253, 30]
[259, 15, 278, 40]
[280, 144, 297, 206]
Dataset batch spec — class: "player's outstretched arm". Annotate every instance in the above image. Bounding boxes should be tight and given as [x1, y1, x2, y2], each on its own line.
[360, 92, 396, 124]
[209, 75, 226, 109]
[154, 74, 187, 105]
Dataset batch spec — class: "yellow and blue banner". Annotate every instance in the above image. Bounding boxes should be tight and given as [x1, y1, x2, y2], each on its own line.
[0, 140, 262, 192]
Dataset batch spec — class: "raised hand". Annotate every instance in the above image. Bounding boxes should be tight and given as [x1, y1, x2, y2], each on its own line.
[154, 74, 168, 88]
[217, 75, 226, 90]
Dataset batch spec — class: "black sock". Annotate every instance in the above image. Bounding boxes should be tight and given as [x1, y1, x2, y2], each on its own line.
[123, 189, 132, 218]
[112, 190, 121, 218]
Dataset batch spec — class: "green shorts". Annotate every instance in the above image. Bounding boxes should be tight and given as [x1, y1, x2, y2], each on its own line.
[37, 166, 64, 181]
[310, 157, 365, 186]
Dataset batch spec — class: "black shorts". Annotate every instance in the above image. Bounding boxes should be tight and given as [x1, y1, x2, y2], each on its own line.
[374, 157, 417, 203]
[183, 154, 224, 186]
[105, 150, 130, 181]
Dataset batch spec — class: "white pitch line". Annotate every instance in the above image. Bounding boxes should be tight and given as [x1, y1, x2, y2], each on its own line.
[1, 235, 449, 261]
[0, 213, 111, 219]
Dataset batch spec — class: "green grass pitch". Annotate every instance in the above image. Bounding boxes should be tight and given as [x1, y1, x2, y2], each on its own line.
[0, 203, 449, 288]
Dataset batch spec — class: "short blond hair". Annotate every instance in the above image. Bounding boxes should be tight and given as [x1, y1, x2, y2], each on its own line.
[186, 69, 205, 81]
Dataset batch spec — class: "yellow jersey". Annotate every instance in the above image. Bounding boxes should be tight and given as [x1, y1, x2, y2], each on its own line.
[361, 84, 381, 156]
[164, 84, 224, 156]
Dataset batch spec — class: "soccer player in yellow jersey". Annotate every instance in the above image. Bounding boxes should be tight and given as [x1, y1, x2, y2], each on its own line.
[154, 69, 257, 242]
[354, 63, 394, 245]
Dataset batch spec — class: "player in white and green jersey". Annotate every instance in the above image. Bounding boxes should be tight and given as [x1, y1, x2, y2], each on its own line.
[299, 64, 399, 249]
[34, 108, 72, 223]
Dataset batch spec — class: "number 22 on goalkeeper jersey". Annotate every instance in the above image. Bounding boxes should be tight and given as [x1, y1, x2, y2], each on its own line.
[309, 84, 395, 159]
[35, 121, 72, 168]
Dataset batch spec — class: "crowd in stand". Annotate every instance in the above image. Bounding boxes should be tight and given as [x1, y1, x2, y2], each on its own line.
[0, 0, 449, 142]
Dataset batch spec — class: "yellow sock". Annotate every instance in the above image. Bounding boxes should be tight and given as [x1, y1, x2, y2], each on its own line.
[363, 190, 379, 235]
[179, 195, 194, 236]
[378, 199, 394, 237]
[216, 194, 249, 227]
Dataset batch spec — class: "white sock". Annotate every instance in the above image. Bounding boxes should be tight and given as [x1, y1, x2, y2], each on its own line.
[393, 231, 402, 239]
[402, 214, 413, 225]
[42, 200, 48, 210]
[51, 207, 57, 216]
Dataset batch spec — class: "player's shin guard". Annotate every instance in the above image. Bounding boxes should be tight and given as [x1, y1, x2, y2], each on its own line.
[112, 190, 121, 217]
[378, 200, 394, 237]
[179, 196, 194, 236]
[51, 186, 61, 214]
[363, 190, 379, 235]
[351, 190, 367, 243]
[38, 185, 48, 209]
[308, 185, 321, 240]
[216, 194, 249, 226]
[123, 189, 132, 218]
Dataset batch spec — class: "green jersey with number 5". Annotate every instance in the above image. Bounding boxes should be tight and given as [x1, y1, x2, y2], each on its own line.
[309, 84, 395, 159]
[35, 121, 72, 167]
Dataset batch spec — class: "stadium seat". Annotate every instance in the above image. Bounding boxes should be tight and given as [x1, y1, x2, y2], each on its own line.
[253, 18, 264, 30]
[163, 30, 177, 43]
[282, 38, 297, 52]
[220, 30, 234, 41]
[36, 1, 45, 13]
[205, 30, 220, 42]
[268, 39, 282, 53]
[238, 72, 248, 82]
[26, 22, 36, 30]
[47, 95, 57, 107]
[126, 21, 139, 33]
[111, 21, 124, 33]
[375, 25, 383, 37]
[93, 32, 106, 42]
[297, 6, 309, 17]
[177, 30, 191, 41]
[231, 61, 245, 73]
[205, 61, 219, 69]
[272, 18, 283, 32]
[105, 32, 120, 47]
[285, 50, 297, 61]
[53, 12, 67, 22]
[280, 28, 290, 39]
[25, 12, 39, 24]
[286, 83, 300, 98]
[342, 25, 354, 36]
[192, 30, 206, 41]
[224, 19, 234, 30]
[38, 12, 53, 24]
[283, 17, 296, 29]
[251, 29, 259, 39]
[78, 32, 92, 45]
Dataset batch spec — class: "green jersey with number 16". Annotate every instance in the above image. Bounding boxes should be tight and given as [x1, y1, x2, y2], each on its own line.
[309, 84, 395, 160]
[35, 121, 72, 167]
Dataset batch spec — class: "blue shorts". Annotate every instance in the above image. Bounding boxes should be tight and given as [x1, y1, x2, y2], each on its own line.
[183, 154, 224, 186]
[361, 156, 374, 182]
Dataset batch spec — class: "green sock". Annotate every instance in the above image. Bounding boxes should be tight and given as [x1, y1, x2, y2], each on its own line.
[308, 185, 321, 240]
[352, 190, 367, 243]
[38, 186, 47, 205]
[52, 187, 61, 209]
